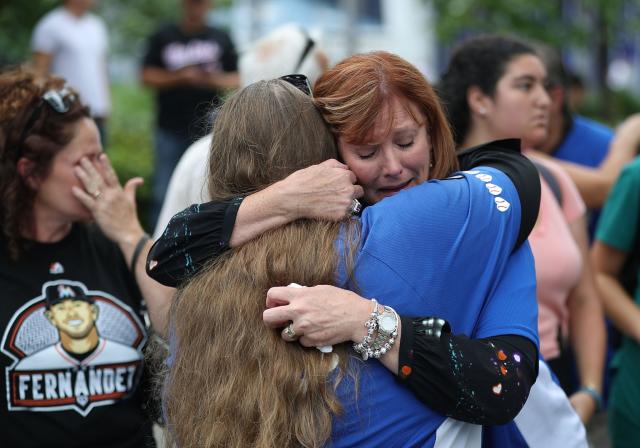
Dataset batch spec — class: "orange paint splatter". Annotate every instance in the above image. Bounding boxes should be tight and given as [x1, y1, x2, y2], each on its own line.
[497, 350, 507, 361]
[500, 365, 508, 376]
[401, 365, 412, 377]
[492, 383, 502, 395]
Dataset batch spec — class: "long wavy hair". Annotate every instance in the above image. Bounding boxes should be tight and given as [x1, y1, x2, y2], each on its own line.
[163, 80, 359, 447]
[0, 67, 89, 259]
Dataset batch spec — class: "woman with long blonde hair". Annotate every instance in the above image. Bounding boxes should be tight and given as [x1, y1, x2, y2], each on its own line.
[163, 80, 358, 447]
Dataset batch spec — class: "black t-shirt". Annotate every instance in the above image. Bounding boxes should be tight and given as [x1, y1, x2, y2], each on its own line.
[142, 23, 238, 139]
[0, 224, 154, 448]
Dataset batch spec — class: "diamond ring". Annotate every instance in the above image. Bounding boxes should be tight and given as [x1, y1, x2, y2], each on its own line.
[349, 198, 362, 215]
[282, 323, 297, 340]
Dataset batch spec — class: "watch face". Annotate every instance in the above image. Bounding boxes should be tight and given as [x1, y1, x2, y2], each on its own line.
[379, 313, 396, 333]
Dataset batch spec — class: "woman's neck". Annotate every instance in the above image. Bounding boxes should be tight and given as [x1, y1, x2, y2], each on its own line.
[460, 125, 496, 151]
[25, 206, 73, 243]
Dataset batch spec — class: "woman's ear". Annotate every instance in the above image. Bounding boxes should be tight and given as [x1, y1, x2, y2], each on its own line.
[467, 86, 490, 117]
[16, 157, 39, 190]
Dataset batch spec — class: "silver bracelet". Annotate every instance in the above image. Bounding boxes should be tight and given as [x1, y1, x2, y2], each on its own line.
[368, 306, 398, 359]
[353, 299, 380, 361]
[353, 301, 399, 361]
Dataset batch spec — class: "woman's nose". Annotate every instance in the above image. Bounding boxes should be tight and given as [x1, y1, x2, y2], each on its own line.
[382, 150, 403, 177]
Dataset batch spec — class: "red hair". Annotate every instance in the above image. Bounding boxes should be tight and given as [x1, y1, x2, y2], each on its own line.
[313, 51, 458, 179]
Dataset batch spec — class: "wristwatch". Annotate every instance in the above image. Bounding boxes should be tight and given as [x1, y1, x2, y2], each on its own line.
[377, 306, 398, 337]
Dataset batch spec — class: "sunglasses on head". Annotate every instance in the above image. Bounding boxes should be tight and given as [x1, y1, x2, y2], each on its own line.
[279, 74, 313, 97]
[294, 32, 315, 73]
[17, 87, 77, 158]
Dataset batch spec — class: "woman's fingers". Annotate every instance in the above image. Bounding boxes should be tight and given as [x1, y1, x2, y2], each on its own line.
[319, 158, 348, 169]
[263, 306, 294, 328]
[265, 286, 297, 308]
[99, 153, 120, 187]
[71, 185, 96, 209]
[123, 177, 144, 202]
[75, 157, 106, 198]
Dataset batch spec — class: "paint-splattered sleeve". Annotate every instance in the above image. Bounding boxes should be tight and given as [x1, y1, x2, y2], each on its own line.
[146, 197, 243, 287]
[397, 318, 537, 425]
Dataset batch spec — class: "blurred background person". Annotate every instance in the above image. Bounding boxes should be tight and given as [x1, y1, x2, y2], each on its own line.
[567, 71, 586, 113]
[153, 24, 329, 238]
[0, 67, 172, 447]
[533, 45, 637, 218]
[438, 34, 606, 426]
[141, 0, 239, 228]
[591, 114, 640, 448]
[31, 0, 110, 146]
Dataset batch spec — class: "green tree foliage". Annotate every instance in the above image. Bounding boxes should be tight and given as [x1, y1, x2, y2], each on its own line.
[428, 0, 640, 120]
[0, 0, 57, 66]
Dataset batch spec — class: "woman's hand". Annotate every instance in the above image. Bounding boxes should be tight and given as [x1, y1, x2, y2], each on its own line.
[569, 390, 597, 424]
[263, 285, 372, 347]
[72, 153, 145, 245]
[275, 159, 364, 221]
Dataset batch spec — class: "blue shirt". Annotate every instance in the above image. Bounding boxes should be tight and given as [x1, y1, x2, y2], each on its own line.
[554, 116, 612, 169]
[554, 116, 613, 238]
[332, 167, 539, 447]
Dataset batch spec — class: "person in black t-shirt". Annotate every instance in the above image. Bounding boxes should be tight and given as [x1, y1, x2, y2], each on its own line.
[141, 0, 238, 227]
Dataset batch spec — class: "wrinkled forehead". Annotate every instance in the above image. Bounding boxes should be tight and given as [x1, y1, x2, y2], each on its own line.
[356, 96, 426, 145]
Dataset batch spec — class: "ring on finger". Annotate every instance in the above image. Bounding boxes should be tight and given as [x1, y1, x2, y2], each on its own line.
[91, 190, 102, 199]
[348, 198, 362, 215]
[282, 323, 297, 340]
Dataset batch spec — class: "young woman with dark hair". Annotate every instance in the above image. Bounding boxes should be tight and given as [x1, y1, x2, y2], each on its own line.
[438, 34, 605, 433]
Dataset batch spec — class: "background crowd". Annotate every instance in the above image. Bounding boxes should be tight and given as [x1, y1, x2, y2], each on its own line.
[1, 0, 640, 447]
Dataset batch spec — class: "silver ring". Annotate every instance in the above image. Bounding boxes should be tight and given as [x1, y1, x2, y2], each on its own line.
[282, 323, 296, 340]
[348, 198, 362, 215]
[91, 190, 102, 199]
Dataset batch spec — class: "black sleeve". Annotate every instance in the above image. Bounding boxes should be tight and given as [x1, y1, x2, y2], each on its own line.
[457, 139, 541, 248]
[145, 197, 243, 287]
[397, 315, 538, 425]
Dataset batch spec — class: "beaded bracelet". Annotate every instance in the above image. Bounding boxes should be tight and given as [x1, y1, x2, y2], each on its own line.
[353, 300, 399, 361]
[353, 299, 380, 361]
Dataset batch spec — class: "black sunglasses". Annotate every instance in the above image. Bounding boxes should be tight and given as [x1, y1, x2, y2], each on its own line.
[279, 74, 313, 97]
[17, 87, 77, 158]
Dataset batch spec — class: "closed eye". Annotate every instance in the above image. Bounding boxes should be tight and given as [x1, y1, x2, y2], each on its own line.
[359, 151, 376, 160]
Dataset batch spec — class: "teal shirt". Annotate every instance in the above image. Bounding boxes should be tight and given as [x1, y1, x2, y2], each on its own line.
[596, 156, 640, 299]
[596, 156, 640, 427]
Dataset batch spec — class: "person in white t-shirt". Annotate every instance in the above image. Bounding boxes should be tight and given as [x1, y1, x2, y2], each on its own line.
[31, 0, 110, 145]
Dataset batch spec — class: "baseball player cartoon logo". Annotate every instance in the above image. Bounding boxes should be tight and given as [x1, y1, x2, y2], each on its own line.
[1, 280, 147, 416]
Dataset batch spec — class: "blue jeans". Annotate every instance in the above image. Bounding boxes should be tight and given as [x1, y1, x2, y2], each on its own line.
[150, 128, 191, 228]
